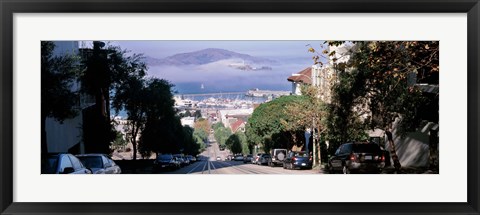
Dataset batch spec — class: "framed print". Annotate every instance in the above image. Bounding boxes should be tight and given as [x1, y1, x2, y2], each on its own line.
[1, 0, 479, 214]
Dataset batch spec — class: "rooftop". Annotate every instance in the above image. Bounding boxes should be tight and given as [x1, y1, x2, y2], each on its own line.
[287, 67, 312, 84]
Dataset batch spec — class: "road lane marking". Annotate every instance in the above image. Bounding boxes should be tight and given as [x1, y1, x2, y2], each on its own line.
[201, 161, 208, 174]
[187, 161, 205, 174]
[210, 161, 218, 174]
[208, 161, 211, 174]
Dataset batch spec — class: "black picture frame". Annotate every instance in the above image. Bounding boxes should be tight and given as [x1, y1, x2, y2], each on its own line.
[1, 0, 479, 214]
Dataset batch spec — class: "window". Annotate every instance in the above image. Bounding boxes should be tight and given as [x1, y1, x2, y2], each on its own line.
[340, 144, 352, 154]
[59, 155, 73, 173]
[68, 155, 84, 170]
[101, 155, 110, 167]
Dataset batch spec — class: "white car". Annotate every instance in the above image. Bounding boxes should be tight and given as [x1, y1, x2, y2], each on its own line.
[42, 153, 92, 174]
[216, 156, 221, 161]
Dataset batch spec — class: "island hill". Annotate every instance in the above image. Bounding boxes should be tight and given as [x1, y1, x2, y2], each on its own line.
[144, 48, 274, 71]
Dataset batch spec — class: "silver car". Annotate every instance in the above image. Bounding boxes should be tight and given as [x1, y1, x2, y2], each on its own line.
[42, 153, 92, 174]
[76, 154, 122, 174]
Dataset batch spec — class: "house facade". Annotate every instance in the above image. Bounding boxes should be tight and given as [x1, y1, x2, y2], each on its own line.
[45, 41, 95, 154]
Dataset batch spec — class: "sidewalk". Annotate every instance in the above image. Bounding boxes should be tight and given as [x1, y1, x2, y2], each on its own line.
[313, 164, 438, 174]
[383, 166, 438, 174]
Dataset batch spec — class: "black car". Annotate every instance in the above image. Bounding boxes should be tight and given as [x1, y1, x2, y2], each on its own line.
[328, 142, 386, 174]
[153, 154, 180, 172]
[283, 151, 312, 170]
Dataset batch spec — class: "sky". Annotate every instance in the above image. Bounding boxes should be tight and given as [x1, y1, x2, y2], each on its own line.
[105, 41, 326, 94]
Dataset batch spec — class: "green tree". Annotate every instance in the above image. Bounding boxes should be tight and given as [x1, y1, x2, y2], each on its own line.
[112, 130, 127, 150]
[138, 78, 179, 156]
[194, 118, 210, 140]
[245, 95, 310, 153]
[182, 126, 202, 156]
[112, 75, 147, 160]
[284, 85, 327, 164]
[213, 123, 232, 148]
[235, 132, 250, 154]
[193, 110, 202, 119]
[41, 41, 80, 154]
[310, 41, 439, 169]
[80, 41, 147, 154]
[226, 134, 242, 154]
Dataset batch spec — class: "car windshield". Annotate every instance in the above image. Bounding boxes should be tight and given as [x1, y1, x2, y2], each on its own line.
[78, 156, 103, 168]
[294, 152, 308, 157]
[352, 144, 381, 153]
[41, 155, 58, 174]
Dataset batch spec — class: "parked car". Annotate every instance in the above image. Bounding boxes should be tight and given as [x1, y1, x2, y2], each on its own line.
[173, 154, 189, 167]
[252, 153, 262, 164]
[283, 151, 312, 170]
[257, 154, 271, 165]
[269, 148, 287, 167]
[76, 154, 122, 174]
[41, 153, 92, 174]
[186, 155, 197, 163]
[153, 154, 180, 172]
[233, 154, 244, 161]
[226, 154, 234, 161]
[243, 154, 253, 163]
[327, 142, 386, 174]
[216, 156, 221, 161]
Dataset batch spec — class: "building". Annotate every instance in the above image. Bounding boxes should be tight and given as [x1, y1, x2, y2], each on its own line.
[287, 67, 312, 95]
[180, 117, 196, 128]
[217, 108, 253, 128]
[45, 41, 95, 154]
[230, 119, 246, 133]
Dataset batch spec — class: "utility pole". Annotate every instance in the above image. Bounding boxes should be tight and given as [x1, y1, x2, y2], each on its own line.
[312, 118, 316, 167]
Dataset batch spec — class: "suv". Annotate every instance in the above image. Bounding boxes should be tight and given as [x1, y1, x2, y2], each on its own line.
[327, 142, 386, 174]
[268, 148, 287, 167]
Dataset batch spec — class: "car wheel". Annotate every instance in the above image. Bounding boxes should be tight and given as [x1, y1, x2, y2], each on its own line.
[342, 165, 350, 174]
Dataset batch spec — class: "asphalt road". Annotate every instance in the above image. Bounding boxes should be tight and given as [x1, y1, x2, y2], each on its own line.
[155, 136, 319, 174]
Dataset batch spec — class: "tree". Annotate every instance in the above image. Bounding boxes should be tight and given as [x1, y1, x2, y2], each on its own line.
[138, 78, 179, 156]
[284, 85, 327, 164]
[112, 75, 147, 160]
[193, 110, 202, 119]
[310, 41, 439, 170]
[245, 95, 310, 153]
[182, 126, 202, 156]
[112, 130, 127, 151]
[235, 132, 250, 154]
[226, 134, 242, 154]
[41, 41, 80, 154]
[213, 123, 232, 148]
[80, 41, 148, 154]
[194, 118, 210, 139]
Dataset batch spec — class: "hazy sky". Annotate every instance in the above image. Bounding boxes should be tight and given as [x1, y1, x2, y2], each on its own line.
[105, 41, 326, 93]
[112, 40, 324, 59]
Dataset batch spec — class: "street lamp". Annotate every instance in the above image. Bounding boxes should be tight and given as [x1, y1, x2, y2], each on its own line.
[291, 73, 319, 167]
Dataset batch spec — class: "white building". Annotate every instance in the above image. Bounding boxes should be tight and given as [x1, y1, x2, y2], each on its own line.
[181, 117, 196, 128]
[218, 108, 253, 128]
